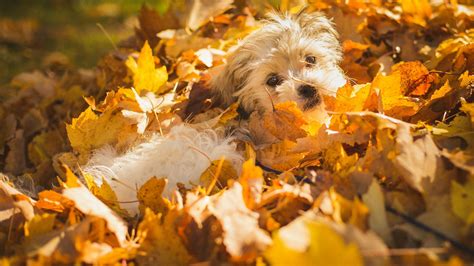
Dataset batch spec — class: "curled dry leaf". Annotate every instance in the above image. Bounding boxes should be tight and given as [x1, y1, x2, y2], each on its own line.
[250, 102, 307, 144]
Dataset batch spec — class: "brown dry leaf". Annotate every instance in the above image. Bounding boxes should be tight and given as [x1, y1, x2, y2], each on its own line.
[137, 5, 180, 47]
[251, 102, 307, 143]
[0, 180, 35, 221]
[258, 182, 313, 227]
[212, 183, 272, 261]
[257, 140, 307, 172]
[186, 0, 234, 31]
[4, 129, 26, 175]
[398, 195, 464, 248]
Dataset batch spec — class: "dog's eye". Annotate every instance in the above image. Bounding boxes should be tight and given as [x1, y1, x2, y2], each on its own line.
[305, 55, 317, 65]
[266, 74, 283, 87]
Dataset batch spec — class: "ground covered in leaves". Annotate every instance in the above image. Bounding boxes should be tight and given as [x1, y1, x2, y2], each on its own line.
[1, 0, 474, 265]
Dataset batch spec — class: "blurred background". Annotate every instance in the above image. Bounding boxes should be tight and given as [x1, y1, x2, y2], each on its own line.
[0, 0, 171, 83]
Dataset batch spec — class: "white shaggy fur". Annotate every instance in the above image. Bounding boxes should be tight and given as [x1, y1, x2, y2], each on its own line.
[84, 125, 243, 215]
[210, 11, 346, 117]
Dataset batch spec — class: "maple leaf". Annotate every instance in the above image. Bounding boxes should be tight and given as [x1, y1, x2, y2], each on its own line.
[371, 71, 420, 118]
[66, 107, 136, 156]
[126, 41, 168, 94]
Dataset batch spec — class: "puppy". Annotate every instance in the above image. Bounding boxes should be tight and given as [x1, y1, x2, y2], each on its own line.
[210, 11, 346, 120]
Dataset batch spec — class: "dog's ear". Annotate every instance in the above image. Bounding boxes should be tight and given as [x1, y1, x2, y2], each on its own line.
[296, 12, 342, 62]
[296, 12, 339, 39]
[208, 49, 254, 107]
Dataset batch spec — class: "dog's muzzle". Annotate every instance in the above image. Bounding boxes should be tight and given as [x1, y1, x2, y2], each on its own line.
[299, 85, 321, 110]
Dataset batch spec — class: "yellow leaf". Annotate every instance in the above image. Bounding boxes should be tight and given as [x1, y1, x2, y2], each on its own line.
[137, 177, 172, 215]
[217, 103, 239, 126]
[66, 107, 134, 155]
[399, 0, 431, 26]
[323, 143, 358, 175]
[430, 81, 452, 101]
[371, 72, 419, 118]
[451, 178, 474, 224]
[83, 173, 128, 217]
[265, 219, 363, 266]
[24, 213, 56, 238]
[60, 164, 81, 188]
[200, 158, 238, 194]
[126, 41, 168, 94]
[326, 83, 372, 113]
[329, 187, 368, 229]
[460, 99, 474, 127]
[434, 114, 474, 153]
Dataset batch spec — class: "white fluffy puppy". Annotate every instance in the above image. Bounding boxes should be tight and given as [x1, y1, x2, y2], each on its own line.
[84, 12, 345, 215]
[210, 11, 346, 119]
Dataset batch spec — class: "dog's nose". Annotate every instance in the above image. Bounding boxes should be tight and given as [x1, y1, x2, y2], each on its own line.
[297, 85, 316, 98]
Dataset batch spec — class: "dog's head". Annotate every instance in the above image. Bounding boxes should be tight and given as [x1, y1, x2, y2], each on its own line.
[210, 11, 346, 118]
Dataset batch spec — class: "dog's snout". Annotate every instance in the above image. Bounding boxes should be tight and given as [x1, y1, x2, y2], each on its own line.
[297, 85, 316, 98]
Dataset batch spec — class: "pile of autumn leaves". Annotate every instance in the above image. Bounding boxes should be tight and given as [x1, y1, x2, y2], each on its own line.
[1, 0, 474, 265]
